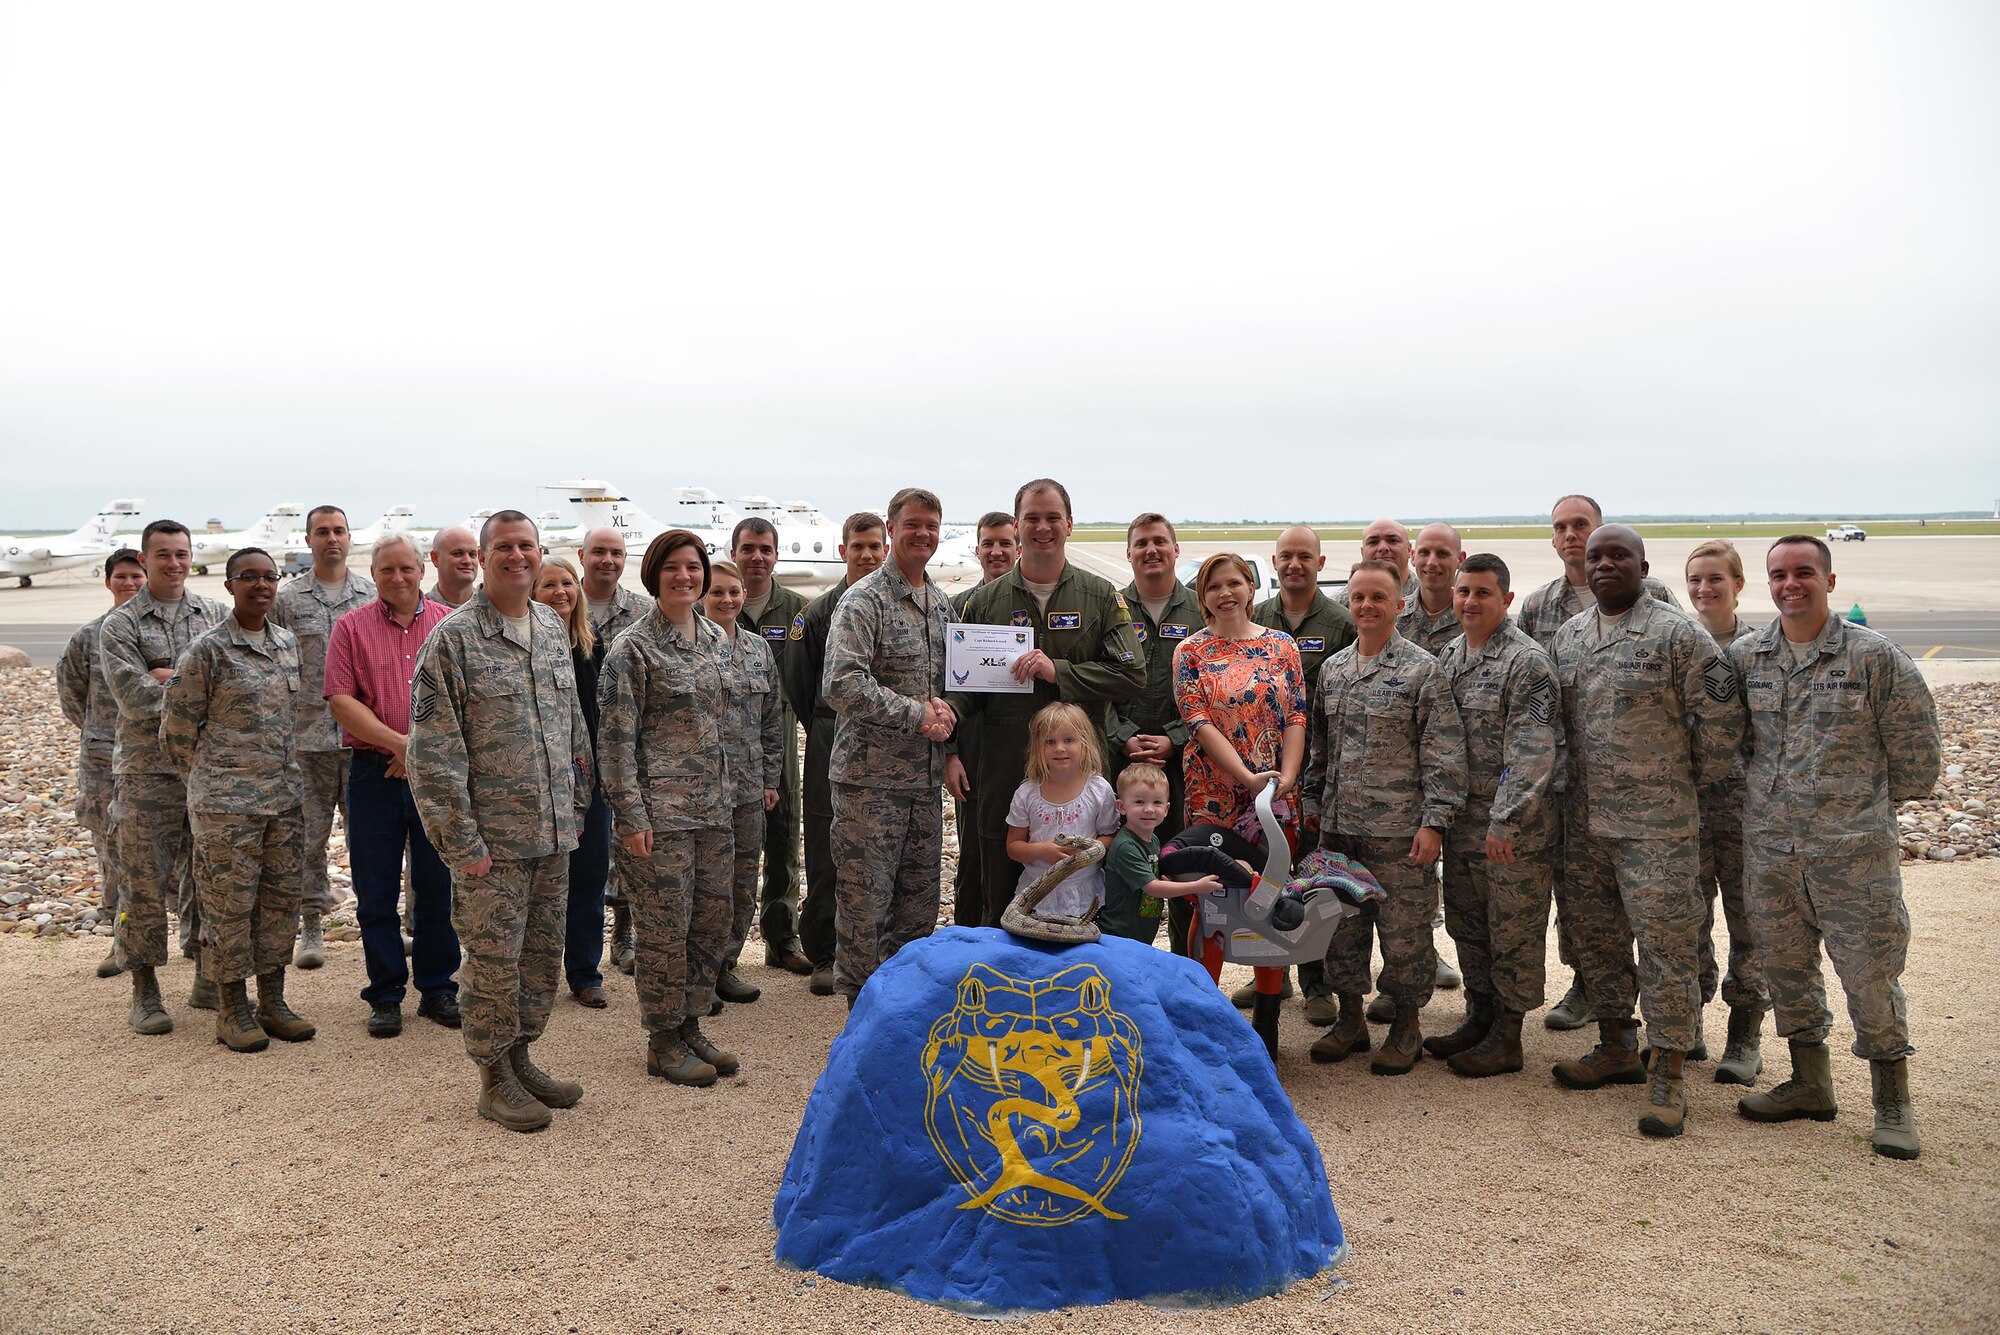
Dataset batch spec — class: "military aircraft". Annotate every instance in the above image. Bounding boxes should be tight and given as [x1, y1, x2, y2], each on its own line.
[188, 503, 304, 574]
[549, 479, 974, 582]
[281, 505, 418, 555]
[0, 498, 146, 587]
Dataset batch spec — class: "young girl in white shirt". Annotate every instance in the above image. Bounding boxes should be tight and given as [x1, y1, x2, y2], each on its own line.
[1005, 702, 1120, 920]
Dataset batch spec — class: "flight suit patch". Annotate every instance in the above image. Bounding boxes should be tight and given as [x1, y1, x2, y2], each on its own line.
[1011, 609, 1033, 628]
[789, 613, 806, 641]
[1161, 624, 1191, 639]
[1297, 636, 1324, 652]
[762, 626, 789, 641]
[1047, 612, 1081, 631]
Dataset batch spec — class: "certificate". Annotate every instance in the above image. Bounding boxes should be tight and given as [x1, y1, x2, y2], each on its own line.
[946, 622, 1036, 693]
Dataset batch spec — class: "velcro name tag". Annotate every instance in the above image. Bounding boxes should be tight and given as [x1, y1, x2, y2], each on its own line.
[1047, 612, 1081, 630]
[1161, 623, 1191, 639]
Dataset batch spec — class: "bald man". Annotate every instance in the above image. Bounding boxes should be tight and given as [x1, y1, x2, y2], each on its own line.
[1335, 519, 1419, 608]
[579, 526, 649, 642]
[1399, 523, 1464, 656]
[427, 527, 481, 609]
[1549, 525, 1742, 1138]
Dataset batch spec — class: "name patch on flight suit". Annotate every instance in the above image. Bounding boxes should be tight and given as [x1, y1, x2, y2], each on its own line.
[762, 626, 789, 641]
[1297, 636, 1324, 653]
[1047, 612, 1081, 631]
[1161, 623, 1191, 639]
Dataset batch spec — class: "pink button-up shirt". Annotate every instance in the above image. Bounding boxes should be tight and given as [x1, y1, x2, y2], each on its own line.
[323, 597, 454, 751]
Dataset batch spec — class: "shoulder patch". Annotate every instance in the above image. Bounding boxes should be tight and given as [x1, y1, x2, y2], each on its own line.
[1525, 677, 1555, 726]
[1703, 658, 1738, 704]
[1113, 591, 1129, 611]
[1010, 609, 1033, 628]
[1133, 623, 1147, 642]
[789, 612, 806, 641]
[410, 664, 438, 724]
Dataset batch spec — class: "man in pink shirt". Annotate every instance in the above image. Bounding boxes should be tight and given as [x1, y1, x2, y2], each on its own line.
[324, 532, 459, 1038]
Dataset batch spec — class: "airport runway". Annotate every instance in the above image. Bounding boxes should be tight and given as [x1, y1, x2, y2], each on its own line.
[7, 610, 1998, 669]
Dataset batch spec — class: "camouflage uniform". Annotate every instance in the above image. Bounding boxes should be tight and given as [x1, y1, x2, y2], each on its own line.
[1551, 599, 1743, 1052]
[57, 613, 123, 923]
[597, 608, 734, 1035]
[589, 584, 651, 910]
[1731, 616, 1940, 1059]
[100, 587, 229, 967]
[160, 616, 307, 985]
[779, 579, 851, 969]
[946, 564, 1145, 931]
[1437, 624, 1559, 1013]
[1518, 573, 1680, 977]
[824, 561, 952, 996]
[1106, 578, 1206, 952]
[737, 582, 808, 962]
[1697, 617, 1767, 1010]
[1303, 633, 1467, 1005]
[271, 569, 375, 917]
[1254, 591, 1358, 983]
[715, 624, 786, 972]
[1397, 596, 1462, 658]
[408, 594, 592, 1066]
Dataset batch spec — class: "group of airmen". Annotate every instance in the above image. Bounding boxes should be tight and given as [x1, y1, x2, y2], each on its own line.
[55, 481, 1940, 1158]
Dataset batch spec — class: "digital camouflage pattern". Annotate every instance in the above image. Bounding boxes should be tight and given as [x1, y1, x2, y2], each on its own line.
[1436, 622, 1560, 1012]
[616, 825, 733, 1033]
[1321, 832, 1447, 1005]
[99, 585, 229, 776]
[272, 569, 373, 916]
[824, 560, 952, 793]
[449, 852, 569, 1065]
[714, 624, 784, 808]
[1696, 616, 1765, 1009]
[57, 613, 121, 915]
[110, 772, 201, 969]
[724, 800, 764, 967]
[190, 808, 305, 985]
[407, 594, 592, 868]
[159, 616, 305, 816]
[1551, 598, 1743, 1051]
[1396, 598, 1461, 658]
[830, 782, 944, 996]
[1515, 574, 1681, 650]
[596, 608, 731, 838]
[738, 581, 807, 959]
[1731, 614, 1941, 1060]
[590, 583, 652, 644]
[1301, 633, 1466, 841]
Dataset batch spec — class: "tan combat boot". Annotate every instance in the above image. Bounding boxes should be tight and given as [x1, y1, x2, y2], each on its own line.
[1231, 974, 1294, 1008]
[293, 914, 326, 970]
[1424, 992, 1494, 1059]
[478, 1049, 553, 1132]
[96, 944, 124, 979]
[1449, 1009, 1525, 1078]
[1543, 977, 1592, 1031]
[128, 965, 172, 1036]
[1552, 1018, 1645, 1089]
[680, 1018, 740, 1076]
[254, 968, 316, 1042]
[511, 1043, 584, 1108]
[1370, 1002, 1425, 1076]
[1308, 993, 1371, 1064]
[1737, 1040, 1837, 1123]
[1366, 992, 1396, 1024]
[648, 1029, 718, 1087]
[1713, 1006, 1764, 1086]
[1639, 1049, 1688, 1138]
[214, 980, 270, 1053]
[187, 950, 220, 1011]
[1869, 1058, 1919, 1160]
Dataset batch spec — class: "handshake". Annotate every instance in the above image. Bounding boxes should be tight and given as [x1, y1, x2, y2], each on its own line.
[919, 697, 957, 742]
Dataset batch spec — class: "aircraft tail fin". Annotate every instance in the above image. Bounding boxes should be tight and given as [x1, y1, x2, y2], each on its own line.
[553, 479, 667, 547]
[73, 499, 145, 546]
[243, 504, 304, 550]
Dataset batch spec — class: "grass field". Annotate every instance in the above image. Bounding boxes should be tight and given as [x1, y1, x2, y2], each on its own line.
[1072, 520, 2000, 542]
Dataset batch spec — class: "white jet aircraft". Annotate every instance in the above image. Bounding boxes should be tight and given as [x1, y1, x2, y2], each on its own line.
[0, 498, 146, 587]
[189, 503, 304, 574]
[282, 505, 419, 555]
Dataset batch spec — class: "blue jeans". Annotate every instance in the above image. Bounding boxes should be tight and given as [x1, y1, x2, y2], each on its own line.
[347, 750, 458, 1007]
[565, 789, 611, 992]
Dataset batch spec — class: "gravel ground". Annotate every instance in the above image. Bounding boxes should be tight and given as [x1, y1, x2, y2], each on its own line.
[4, 668, 1998, 1332]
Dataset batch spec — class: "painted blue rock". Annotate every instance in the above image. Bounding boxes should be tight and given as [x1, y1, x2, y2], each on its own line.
[773, 926, 1344, 1312]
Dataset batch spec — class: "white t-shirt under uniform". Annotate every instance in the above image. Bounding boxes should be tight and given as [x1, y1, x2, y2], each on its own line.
[1005, 774, 1121, 919]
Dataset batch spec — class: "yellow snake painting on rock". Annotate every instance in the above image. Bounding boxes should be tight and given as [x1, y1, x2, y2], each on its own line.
[920, 962, 1143, 1226]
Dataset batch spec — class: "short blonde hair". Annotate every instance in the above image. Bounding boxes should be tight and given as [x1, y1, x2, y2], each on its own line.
[1024, 702, 1102, 784]
[1116, 762, 1169, 797]
[532, 555, 594, 658]
[1686, 539, 1744, 581]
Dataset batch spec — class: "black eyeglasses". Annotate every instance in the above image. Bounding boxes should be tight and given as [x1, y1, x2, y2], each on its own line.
[227, 571, 283, 585]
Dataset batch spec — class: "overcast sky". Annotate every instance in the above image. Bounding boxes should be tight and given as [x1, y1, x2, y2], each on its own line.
[2, 2, 1995, 530]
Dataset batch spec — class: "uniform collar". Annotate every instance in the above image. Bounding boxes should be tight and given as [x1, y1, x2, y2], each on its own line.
[472, 590, 540, 650]
[1349, 632, 1407, 679]
[224, 613, 279, 658]
[647, 603, 716, 651]
[1121, 579, 1200, 622]
[880, 558, 935, 605]
[290, 569, 364, 605]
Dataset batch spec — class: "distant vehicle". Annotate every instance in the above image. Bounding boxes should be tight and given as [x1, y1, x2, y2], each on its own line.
[0, 498, 145, 588]
[1175, 556, 1348, 603]
[282, 550, 314, 576]
[1826, 524, 1868, 542]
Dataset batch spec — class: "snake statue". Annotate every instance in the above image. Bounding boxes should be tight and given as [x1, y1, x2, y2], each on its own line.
[999, 832, 1106, 944]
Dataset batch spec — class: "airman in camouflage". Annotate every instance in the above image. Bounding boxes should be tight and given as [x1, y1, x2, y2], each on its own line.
[1425, 555, 1559, 1077]
[709, 586, 786, 999]
[598, 601, 735, 1072]
[1303, 561, 1467, 1074]
[57, 549, 145, 978]
[1732, 536, 1941, 1160]
[100, 522, 229, 1031]
[1517, 495, 1682, 1033]
[271, 512, 376, 965]
[578, 527, 653, 969]
[161, 555, 313, 1052]
[824, 490, 955, 1000]
[945, 480, 1145, 942]
[408, 514, 592, 1130]
[1396, 523, 1466, 657]
[1549, 525, 1743, 1139]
